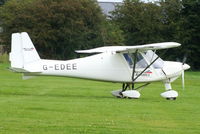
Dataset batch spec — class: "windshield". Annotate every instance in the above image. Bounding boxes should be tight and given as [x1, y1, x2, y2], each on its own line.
[145, 50, 164, 69]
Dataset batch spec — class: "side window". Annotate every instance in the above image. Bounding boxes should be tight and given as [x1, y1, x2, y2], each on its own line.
[136, 53, 148, 68]
[123, 53, 148, 68]
[123, 53, 133, 67]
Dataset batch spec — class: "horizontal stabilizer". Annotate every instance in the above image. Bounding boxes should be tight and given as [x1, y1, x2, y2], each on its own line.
[8, 67, 28, 73]
[22, 72, 41, 80]
[22, 73, 35, 80]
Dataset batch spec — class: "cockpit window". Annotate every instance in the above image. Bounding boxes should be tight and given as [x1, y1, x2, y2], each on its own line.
[123, 53, 148, 68]
[123, 50, 164, 69]
[123, 53, 133, 67]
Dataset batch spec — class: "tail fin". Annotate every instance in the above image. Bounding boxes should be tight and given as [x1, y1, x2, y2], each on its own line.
[9, 32, 41, 72]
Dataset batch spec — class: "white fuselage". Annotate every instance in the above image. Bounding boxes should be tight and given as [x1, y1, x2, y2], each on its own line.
[24, 52, 188, 83]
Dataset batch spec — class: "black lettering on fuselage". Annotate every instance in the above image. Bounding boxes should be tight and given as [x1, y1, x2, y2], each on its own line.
[42, 63, 77, 71]
[55, 64, 59, 70]
[72, 63, 77, 70]
[66, 64, 71, 70]
[60, 64, 65, 70]
[43, 65, 48, 70]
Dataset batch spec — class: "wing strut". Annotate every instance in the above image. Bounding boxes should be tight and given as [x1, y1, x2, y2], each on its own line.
[133, 56, 160, 82]
[133, 49, 168, 82]
[131, 49, 138, 89]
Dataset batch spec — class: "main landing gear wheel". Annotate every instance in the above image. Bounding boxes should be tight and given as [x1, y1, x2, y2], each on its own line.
[160, 90, 178, 100]
[166, 97, 176, 100]
[111, 90, 124, 98]
[111, 83, 147, 99]
[122, 90, 140, 99]
[111, 89, 140, 99]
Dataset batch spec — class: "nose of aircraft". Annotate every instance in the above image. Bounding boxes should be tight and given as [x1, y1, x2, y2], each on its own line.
[183, 63, 190, 70]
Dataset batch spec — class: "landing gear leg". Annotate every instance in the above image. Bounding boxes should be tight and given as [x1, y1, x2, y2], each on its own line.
[119, 83, 131, 97]
[122, 83, 130, 92]
[120, 83, 141, 99]
[111, 83, 129, 98]
[161, 82, 178, 100]
[111, 83, 150, 99]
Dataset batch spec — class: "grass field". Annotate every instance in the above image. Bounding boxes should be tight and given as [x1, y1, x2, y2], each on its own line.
[0, 63, 200, 134]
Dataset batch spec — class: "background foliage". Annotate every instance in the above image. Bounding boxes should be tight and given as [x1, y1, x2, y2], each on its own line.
[112, 0, 200, 70]
[0, 0, 123, 59]
[0, 0, 199, 69]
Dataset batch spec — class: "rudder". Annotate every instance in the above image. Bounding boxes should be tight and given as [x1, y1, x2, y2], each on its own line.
[9, 32, 41, 71]
[10, 33, 24, 69]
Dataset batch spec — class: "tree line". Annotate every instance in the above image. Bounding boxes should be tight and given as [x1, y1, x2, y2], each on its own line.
[0, 0, 199, 70]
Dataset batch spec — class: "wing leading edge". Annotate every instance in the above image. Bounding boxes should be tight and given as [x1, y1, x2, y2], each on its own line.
[76, 42, 181, 54]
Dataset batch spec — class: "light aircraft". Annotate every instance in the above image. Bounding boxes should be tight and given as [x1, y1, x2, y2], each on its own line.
[9, 32, 190, 100]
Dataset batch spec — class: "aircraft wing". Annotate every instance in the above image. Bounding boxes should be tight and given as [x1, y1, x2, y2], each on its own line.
[76, 42, 181, 54]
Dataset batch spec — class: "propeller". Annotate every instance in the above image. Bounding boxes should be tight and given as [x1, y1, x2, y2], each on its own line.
[182, 69, 185, 90]
[182, 54, 187, 65]
[181, 54, 188, 90]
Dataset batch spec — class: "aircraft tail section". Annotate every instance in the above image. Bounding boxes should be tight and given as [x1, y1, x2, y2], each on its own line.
[9, 32, 41, 72]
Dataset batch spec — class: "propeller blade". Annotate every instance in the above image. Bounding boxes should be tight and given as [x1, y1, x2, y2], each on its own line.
[182, 69, 185, 90]
[182, 54, 188, 65]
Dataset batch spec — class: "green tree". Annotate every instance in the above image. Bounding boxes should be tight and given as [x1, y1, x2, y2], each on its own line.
[0, 0, 123, 59]
[158, 0, 183, 61]
[159, 0, 182, 41]
[161, 0, 200, 70]
[177, 0, 200, 70]
[112, 0, 164, 45]
[0, 0, 7, 6]
[100, 20, 124, 46]
[112, 0, 200, 70]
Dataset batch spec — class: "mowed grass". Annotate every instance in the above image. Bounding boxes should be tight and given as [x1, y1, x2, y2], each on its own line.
[0, 64, 200, 134]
